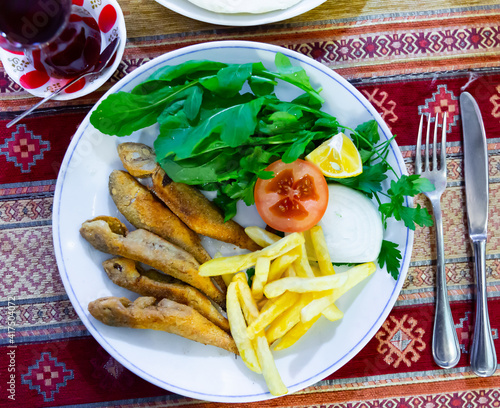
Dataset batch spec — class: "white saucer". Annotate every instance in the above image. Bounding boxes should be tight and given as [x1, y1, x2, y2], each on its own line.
[0, 0, 126, 101]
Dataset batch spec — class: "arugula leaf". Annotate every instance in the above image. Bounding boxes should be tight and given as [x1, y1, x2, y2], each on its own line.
[248, 75, 277, 96]
[155, 97, 265, 160]
[377, 240, 402, 280]
[281, 132, 315, 163]
[240, 146, 277, 178]
[221, 172, 257, 206]
[312, 116, 339, 131]
[200, 63, 254, 97]
[215, 173, 258, 221]
[159, 151, 240, 184]
[213, 192, 239, 221]
[133, 60, 228, 94]
[89, 86, 181, 136]
[258, 111, 305, 135]
[184, 85, 203, 120]
[273, 53, 324, 104]
[150, 60, 227, 81]
[157, 103, 190, 131]
[292, 92, 323, 110]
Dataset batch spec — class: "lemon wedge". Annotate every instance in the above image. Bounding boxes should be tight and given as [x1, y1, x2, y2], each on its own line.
[305, 132, 362, 178]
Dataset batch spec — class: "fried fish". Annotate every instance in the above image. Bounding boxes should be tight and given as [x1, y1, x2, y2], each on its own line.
[109, 170, 211, 264]
[116, 142, 259, 252]
[152, 168, 261, 252]
[102, 257, 229, 332]
[117, 142, 158, 178]
[88, 296, 238, 354]
[80, 217, 225, 306]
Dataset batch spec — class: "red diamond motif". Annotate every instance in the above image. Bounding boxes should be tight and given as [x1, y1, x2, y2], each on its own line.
[0, 124, 50, 173]
[418, 84, 459, 133]
[21, 352, 73, 402]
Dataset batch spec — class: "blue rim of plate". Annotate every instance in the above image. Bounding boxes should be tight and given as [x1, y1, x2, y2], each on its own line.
[52, 40, 413, 402]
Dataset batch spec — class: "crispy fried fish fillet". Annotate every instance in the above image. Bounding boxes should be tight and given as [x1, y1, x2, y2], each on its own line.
[80, 217, 225, 306]
[116, 142, 258, 252]
[152, 168, 261, 252]
[88, 296, 238, 354]
[92, 215, 129, 235]
[109, 170, 211, 264]
[117, 142, 158, 178]
[102, 257, 229, 332]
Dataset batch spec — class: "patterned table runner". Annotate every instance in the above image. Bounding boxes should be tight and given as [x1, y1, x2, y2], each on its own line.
[1, 2, 500, 407]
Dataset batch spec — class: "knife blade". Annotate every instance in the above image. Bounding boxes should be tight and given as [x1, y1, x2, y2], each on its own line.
[460, 91, 497, 377]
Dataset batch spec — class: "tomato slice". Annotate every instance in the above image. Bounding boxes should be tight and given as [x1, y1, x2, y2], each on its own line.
[254, 159, 329, 233]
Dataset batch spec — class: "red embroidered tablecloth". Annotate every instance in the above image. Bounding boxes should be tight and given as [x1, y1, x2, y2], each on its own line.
[1, 1, 500, 407]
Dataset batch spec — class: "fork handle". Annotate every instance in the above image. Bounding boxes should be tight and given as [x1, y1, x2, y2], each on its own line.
[431, 200, 461, 368]
[470, 239, 497, 376]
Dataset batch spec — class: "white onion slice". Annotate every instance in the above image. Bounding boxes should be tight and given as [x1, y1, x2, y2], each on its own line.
[318, 184, 383, 263]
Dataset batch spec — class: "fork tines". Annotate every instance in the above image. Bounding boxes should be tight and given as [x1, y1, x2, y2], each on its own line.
[415, 112, 448, 174]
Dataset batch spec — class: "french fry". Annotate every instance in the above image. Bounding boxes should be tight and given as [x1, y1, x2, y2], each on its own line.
[245, 226, 281, 247]
[222, 273, 235, 287]
[310, 226, 336, 276]
[264, 275, 347, 298]
[266, 293, 314, 344]
[293, 240, 315, 278]
[321, 303, 344, 321]
[264, 262, 375, 298]
[310, 262, 321, 277]
[252, 257, 271, 300]
[273, 315, 321, 351]
[233, 273, 259, 324]
[254, 334, 288, 396]
[268, 252, 299, 282]
[300, 293, 332, 323]
[213, 252, 236, 286]
[257, 297, 269, 311]
[202, 224, 374, 395]
[199, 233, 304, 276]
[247, 291, 300, 340]
[226, 282, 262, 373]
[301, 262, 376, 322]
[282, 264, 297, 278]
[302, 229, 317, 262]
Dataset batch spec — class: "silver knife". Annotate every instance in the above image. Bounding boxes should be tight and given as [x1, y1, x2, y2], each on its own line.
[460, 91, 497, 377]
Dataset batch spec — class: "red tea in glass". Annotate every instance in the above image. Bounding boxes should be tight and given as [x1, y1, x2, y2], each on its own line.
[0, 0, 102, 79]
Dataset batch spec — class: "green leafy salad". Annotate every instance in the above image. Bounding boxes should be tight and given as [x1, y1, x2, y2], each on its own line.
[90, 53, 434, 279]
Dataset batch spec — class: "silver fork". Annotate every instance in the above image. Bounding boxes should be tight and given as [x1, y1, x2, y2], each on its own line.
[415, 112, 460, 368]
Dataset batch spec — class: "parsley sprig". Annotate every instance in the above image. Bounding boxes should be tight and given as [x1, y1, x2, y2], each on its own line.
[333, 120, 435, 279]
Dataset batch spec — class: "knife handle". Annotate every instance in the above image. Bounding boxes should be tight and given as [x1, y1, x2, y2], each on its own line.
[470, 239, 497, 377]
[431, 201, 460, 368]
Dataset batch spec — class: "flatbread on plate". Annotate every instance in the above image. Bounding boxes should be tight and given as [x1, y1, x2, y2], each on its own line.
[186, 0, 302, 14]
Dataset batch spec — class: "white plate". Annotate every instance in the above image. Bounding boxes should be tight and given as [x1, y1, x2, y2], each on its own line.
[154, 0, 326, 26]
[52, 40, 413, 402]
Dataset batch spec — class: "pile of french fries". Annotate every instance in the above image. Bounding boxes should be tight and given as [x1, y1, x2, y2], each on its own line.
[199, 225, 376, 396]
